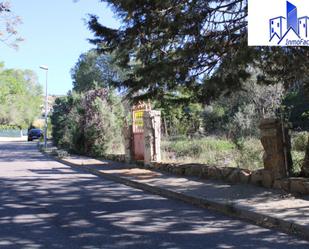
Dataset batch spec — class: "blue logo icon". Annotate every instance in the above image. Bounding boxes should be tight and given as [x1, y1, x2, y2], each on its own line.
[269, 1, 309, 45]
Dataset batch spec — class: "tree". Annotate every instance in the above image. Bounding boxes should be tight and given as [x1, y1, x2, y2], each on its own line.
[153, 89, 203, 136]
[203, 75, 284, 138]
[71, 49, 126, 92]
[0, 63, 43, 129]
[88, 0, 249, 101]
[283, 84, 309, 131]
[51, 89, 124, 155]
[0, 1, 23, 49]
[88, 1, 309, 99]
[88, 0, 309, 175]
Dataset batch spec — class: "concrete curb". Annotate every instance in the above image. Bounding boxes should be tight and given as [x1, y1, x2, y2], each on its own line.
[43, 152, 309, 241]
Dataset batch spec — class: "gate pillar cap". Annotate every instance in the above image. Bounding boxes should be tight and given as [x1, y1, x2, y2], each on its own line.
[259, 118, 279, 130]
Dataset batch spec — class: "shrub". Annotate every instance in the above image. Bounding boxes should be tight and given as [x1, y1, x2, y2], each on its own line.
[291, 151, 304, 176]
[234, 139, 264, 170]
[84, 97, 120, 156]
[203, 79, 284, 138]
[161, 136, 264, 170]
[51, 89, 124, 157]
[291, 132, 308, 152]
[162, 137, 235, 158]
[162, 137, 236, 164]
[162, 140, 202, 157]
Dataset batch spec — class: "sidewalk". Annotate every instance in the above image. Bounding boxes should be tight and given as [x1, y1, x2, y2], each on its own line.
[50, 154, 309, 240]
[0, 136, 27, 142]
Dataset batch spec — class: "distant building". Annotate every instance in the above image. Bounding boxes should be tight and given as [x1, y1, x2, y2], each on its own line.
[299, 16, 309, 38]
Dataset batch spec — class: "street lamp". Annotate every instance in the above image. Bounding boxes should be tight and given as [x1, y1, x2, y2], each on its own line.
[39, 65, 48, 149]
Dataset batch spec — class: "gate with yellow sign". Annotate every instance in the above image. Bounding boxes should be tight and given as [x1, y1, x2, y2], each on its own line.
[132, 101, 151, 161]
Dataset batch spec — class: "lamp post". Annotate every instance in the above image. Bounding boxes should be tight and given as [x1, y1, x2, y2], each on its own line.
[39, 65, 48, 149]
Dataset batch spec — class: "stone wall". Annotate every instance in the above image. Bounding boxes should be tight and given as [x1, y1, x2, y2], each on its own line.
[141, 162, 309, 196]
[118, 117, 309, 195]
[100, 153, 309, 195]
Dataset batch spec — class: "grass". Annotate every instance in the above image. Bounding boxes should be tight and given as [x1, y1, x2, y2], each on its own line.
[291, 151, 304, 175]
[161, 132, 308, 172]
[161, 136, 264, 170]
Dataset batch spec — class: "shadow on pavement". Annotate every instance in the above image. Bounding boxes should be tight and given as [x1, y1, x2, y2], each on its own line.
[0, 141, 50, 163]
[0, 173, 308, 248]
[0, 142, 308, 248]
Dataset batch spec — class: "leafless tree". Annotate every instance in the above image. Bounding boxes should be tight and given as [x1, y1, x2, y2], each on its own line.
[0, 1, 23, 49]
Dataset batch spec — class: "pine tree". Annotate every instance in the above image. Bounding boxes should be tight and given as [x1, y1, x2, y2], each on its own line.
[88, 0, 249, 101]
[88, 0, 309, 174]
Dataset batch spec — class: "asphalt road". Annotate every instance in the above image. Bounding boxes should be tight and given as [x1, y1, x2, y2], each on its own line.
[0, 141, 308, 249]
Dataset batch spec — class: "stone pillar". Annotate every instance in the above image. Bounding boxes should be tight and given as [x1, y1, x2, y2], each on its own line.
[123, 124, 133, 163]
[143, 110, 161, 164]
[259, 118, 292, 179]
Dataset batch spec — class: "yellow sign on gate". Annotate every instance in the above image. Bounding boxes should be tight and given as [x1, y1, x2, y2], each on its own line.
[133, 110, 144, 128]
[132, 101, 151, 133]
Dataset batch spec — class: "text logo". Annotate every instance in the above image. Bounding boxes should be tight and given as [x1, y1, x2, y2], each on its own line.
[248, 0, 309, 46]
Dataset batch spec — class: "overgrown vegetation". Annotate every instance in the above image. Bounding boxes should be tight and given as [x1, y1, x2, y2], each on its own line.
[161, 136, 264, 170]
[155, 75, 286, 170]
[48, 2, 309, 177]
[51, 89, 124, 156]
[162, 133, 308, 172]
[86, 0, 309, 176]
[51, 48, 127, 156]
[157, 79, 308, 173]
[290, 132, 308, 175]
[203, 77, 284, 137]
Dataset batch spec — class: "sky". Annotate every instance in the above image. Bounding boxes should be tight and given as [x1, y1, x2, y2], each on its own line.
[0, 0, 120, 95]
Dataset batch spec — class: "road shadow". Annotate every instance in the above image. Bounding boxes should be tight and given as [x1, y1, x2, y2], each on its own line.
[0, 141, 50, 163]
[0, 165, 308, 249]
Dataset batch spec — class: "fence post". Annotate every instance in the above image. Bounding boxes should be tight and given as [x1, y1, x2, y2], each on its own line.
[143, 110, 161, 164]
[259, 118, 292, 179]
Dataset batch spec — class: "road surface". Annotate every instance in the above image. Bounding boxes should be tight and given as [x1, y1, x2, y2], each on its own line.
[0, 141, 308, 249]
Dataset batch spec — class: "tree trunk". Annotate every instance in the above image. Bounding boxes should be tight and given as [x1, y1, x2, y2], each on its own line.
[163, 116, 168, 137]
[302, 135, 309, 177]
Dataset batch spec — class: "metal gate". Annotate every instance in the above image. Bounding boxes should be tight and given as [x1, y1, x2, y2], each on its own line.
[132, 102, 151, 161]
